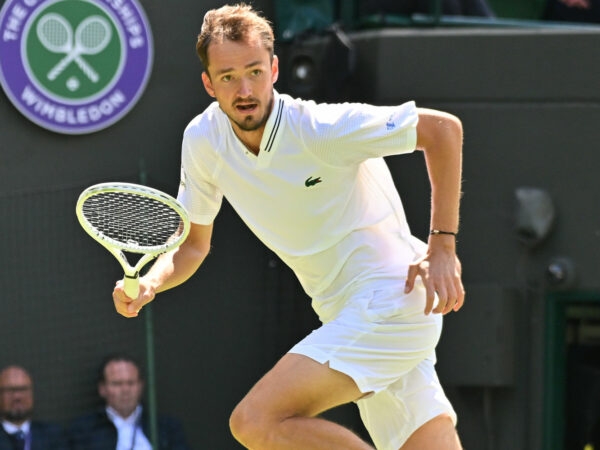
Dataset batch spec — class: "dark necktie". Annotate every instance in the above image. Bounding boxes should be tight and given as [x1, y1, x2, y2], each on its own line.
[10, 430, 25, 450]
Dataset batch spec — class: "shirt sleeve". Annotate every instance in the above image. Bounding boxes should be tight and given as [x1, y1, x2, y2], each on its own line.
[301, 100, 418, 167]
[177, 130, 223, 225]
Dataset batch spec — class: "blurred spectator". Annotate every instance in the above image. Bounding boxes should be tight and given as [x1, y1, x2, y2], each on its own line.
[544, 0, 600, 23]
[361, 0, 495, 17]
[0, 365, 68, 450]
[68, 354, 189, 450]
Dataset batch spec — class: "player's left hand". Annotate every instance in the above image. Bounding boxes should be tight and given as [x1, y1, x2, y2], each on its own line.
[404, 242, 465, 315]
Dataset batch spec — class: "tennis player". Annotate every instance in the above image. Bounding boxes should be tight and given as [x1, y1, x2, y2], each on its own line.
[113, 3, 465, 449]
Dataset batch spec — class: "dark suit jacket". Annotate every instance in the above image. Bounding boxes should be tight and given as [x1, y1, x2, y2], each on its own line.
[0, 422, 68, 450]
[68, 408, 190, 450]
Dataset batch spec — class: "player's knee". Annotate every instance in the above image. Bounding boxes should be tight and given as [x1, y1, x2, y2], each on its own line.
[229, 400, 272, 448]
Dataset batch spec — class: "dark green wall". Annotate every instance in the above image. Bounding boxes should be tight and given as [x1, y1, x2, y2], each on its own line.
[339, 26, 600, 450]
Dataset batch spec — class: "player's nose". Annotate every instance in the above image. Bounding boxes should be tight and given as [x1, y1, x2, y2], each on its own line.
[237, 77, 252, 97]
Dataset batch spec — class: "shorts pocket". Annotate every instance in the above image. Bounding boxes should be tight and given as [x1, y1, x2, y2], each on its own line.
[362, 283, 429, 323]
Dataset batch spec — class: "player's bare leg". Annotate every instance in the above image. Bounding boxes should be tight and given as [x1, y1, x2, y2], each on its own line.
[229, 353, 374, 450]
[400, 414, 462, 450]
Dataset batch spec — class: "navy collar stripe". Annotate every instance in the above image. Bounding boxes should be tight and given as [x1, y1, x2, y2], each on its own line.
[264, 98, 283, 153]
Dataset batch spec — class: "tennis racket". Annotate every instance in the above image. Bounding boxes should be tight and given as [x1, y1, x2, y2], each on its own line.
[76, 182, 190, 299]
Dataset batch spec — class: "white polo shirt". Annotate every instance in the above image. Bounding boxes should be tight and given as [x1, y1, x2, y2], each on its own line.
[178, 91, 427, 322]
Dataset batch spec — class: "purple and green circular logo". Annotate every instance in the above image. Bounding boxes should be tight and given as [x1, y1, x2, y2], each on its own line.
[0, 0, 153, 134]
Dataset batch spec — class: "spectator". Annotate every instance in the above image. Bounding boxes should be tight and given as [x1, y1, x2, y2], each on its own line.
[68, 354, 189, 450]
[0, 365, 68, 450]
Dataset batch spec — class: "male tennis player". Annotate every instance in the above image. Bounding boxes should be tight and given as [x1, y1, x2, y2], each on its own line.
[113, 3, 465, 449]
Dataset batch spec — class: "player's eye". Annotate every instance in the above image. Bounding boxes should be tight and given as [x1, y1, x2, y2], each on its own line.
[220, 74, 232, 82]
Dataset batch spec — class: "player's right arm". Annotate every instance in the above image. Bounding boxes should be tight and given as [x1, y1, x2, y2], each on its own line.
[113, 222, 213, 317]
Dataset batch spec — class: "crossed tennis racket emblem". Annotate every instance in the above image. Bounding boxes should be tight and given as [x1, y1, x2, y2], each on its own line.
[36, 13, 112, 83]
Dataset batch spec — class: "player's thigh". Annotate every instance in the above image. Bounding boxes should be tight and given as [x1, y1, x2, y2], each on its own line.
[235, 352, 364, 420]
[400, 414, 461, 450]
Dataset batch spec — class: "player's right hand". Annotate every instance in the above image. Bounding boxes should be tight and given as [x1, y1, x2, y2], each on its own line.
[112, 279, 156, 318]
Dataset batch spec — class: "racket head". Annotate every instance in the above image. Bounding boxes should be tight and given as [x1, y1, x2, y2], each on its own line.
[76, 16, 112, 54]
[37, 13, 73, 53]
[75, 182, 190, 257]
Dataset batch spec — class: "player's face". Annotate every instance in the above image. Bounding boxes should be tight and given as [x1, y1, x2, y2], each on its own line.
[202, 37, 278, 135]
[99, 361, 144, 418]
[0, 367, 34, 424]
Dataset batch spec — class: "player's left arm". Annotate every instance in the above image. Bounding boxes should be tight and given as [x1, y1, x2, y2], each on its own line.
[404, 107, 465, 315]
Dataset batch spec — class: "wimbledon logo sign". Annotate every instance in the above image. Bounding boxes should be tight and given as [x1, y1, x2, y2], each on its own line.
[0, 0, 153, 134]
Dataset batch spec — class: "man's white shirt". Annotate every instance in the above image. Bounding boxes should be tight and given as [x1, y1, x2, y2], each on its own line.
[106, 406, 151, 450]
[179, 91, 426, 322]
[2, 420, 30, 450]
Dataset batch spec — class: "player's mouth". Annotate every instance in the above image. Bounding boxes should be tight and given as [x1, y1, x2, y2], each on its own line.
[234, 101, 259, 113]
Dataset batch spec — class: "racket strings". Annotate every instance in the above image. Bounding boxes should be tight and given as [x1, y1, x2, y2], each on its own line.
[81, 24, 105, 48]
[38, 16, 71, 50]
[81, 192, 183, 250]
[78, 19, 111, 51]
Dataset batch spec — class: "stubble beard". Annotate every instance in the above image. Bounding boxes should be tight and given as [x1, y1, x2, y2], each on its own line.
[3, 407, 33, 423]
[229, 95, 274, 132]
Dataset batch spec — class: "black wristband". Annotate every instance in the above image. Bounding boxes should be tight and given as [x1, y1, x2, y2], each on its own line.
[430, 229, 458, 237]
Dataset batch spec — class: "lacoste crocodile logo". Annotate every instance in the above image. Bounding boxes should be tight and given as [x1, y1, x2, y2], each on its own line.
[304, 176, 322, 187]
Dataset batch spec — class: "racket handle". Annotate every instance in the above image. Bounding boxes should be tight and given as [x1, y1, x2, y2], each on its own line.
[123, 274, 140, 299]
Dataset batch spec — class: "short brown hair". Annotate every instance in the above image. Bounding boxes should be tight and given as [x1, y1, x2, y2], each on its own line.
[196, 3, 274, 71]
[97, 353, 143, 383]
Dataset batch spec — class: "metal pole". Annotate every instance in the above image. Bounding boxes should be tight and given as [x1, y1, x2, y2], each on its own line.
[144, 305, 159, 449]
[139, 158, 159, 449]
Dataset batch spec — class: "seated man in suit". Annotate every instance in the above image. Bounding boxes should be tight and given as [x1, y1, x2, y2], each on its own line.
[0, 365, 67, 450]
[68, 354, 189, 450]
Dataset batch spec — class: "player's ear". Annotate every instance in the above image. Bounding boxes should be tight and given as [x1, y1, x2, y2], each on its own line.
[202, 71, 215, 98]
[271, 55, 279, 84]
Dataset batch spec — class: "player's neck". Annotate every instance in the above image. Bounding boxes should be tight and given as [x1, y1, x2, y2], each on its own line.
[233, 126, 264, 156]
[240, 136, 261, 155]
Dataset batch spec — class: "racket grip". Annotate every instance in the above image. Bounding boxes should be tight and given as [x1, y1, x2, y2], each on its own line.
[123, 274, 140, 299]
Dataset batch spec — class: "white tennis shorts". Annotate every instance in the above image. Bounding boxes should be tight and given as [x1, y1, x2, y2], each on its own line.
[288, 281, 457, 450]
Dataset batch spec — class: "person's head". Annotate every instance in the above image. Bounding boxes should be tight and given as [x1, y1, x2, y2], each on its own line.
[197, 3, 278, 135]
[98, 354, 144, 419]
[196, 3, 275, 71]
[0, 365, 34, 425]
